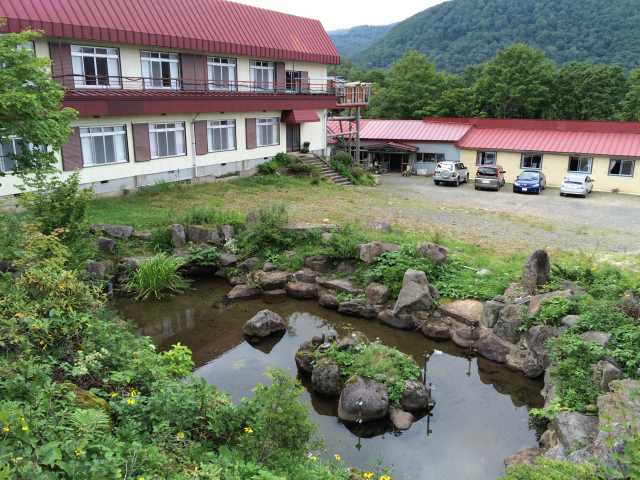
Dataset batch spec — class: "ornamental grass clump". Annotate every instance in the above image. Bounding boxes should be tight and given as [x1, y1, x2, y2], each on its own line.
[125, 253, 190, 300]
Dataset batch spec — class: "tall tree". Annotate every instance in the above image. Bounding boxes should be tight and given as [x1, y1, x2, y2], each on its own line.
[0, 30, 77, 182]
[367, 51, 446, 119]
[621, 68, 640, 121]
[552, 62, 627, 120]
[473, 44, 556, 119]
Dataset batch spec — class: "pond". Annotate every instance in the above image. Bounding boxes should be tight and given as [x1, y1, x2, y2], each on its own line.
[116, 278, 544, 480]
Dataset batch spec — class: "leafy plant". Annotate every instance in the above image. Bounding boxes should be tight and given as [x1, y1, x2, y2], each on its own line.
[236, 204, 292, 256]
[324, 225, 367, 260]
[188, 245, 219, 267]
[500, 457, 597, 480]
[520, 297, 576, 331]
[124, 253, 190, 300]
[68, 408, 111, 435]
[159, 343, 195, 377]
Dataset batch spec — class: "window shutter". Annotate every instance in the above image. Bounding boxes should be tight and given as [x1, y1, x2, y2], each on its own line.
[245, 118, 257, 150]
[132, 123, 151, 162]
[194, 121, 208, 155]
[61, 127, 83, 171]
[300, 71, 310, 93]
[182, 54, 207, 91]
[49, 42, 75, 89]
[275, 62, 286, 91]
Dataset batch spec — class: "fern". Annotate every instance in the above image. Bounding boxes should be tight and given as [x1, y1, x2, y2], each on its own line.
[68, 408, 111, 435]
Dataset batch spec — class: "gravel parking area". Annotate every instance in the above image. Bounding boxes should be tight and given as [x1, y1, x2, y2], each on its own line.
[376, 174, 640, 255]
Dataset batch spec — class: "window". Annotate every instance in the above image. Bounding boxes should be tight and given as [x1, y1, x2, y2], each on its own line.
[476, 151, 497, 165]
[608, 158, 635, 177]
[208, 120, 236, 152]
[521, 153, 543, 169]
[0, 137, 30, 173]
[208, 57, 236, 91]
[141, 51, 180, 89]
[149, 122, 186, 158]
[286, 71, 303, 92]
[17, 42, 35, 55]
[417, 152, 445, 162]
[256, 118, 280, 147]
[80, 126, 128, 166]
[568, 156, 592, 173]
[250, 60, 274, 91]
[71, 45, 120, 88]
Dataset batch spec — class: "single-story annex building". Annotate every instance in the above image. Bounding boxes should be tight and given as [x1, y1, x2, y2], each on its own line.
[328, 117, 640, 195]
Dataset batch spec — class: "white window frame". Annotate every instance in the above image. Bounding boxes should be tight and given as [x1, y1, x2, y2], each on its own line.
[207, 120, 236, 153]
[79, 125, 128, 167]
[71, 45, 121, 89]
[0, 136, 30, 173]
[256, 118, 280, 147]
[141, 51, 180, 90]
[417, 152, 445, 163]
[521, 153, 543, 170]
[149, 122, 186, 159]
[476, 151, 497, 165]
[207, 57, 237, 91]
[286, 70, 303, 93]
[608, 158, 635, 177]
[568, 156, 592, 174]
[250, 60, 274, 91]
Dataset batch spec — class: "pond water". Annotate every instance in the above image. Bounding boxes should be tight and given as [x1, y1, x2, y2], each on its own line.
[116, 278, 544, 480]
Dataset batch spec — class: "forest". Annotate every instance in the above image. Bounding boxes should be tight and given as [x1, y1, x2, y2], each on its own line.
[330, 44, 640, 121]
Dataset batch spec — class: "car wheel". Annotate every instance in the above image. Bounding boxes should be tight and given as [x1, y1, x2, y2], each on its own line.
[456, 178, 461, 187]
[474, 186, 479, 190]
[465, 174, 469, 183]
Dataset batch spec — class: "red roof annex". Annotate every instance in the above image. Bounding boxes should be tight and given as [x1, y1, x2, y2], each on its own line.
[327, 119, 472, 143]
[0, 0, 340, 64]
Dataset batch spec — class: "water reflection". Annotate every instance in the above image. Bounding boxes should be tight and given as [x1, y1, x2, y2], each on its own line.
[116, 278, 543, 480]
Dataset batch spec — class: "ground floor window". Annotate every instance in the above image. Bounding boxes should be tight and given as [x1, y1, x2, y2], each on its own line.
[521, 153, 543, 169]
[256, 118, 279, 147]
[568, 156, 592, 173]
[0, 137, 29, 173]
[476, 151, 497, 165]
[208, 120, 236, 152]
[417, 152, 444, 162]
[80, 126, 128, 166]
[150, 122, 186, 159]
[608, 158, 635, 177]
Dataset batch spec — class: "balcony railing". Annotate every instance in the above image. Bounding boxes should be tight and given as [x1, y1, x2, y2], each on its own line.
[332, 81, 372, 107]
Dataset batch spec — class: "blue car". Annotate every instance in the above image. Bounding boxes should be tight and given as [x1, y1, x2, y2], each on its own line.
[513, 170, 546, 194]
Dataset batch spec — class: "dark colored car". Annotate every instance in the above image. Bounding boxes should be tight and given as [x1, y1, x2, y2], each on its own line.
[474, 165, 506, 191]
[513, 170, 546, 194]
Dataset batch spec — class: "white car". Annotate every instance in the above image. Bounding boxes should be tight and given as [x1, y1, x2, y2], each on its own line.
[560, 174, 594, 197]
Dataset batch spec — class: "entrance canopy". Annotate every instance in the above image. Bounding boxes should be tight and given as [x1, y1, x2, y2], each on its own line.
[281, 110, 320, 124]
[365, 141, 417, 152]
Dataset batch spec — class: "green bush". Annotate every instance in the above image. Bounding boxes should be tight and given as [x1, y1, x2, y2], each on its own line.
[188, 245, 219, 267]
[609, 323, 640, 377]
[0, 213, 23, 262]
[125, 253, 190, 300]
[575, 297, 634, 332]
[520, 297, 576, 331]
[500, 457, 597, 480]
[177, 206, 244, 228]
[257, 161, 279, 175]
[324, 225, 367, 260]
[286, 161, 316, 176]
[236, 204, 292, 256]
[333, 151, 353, 167]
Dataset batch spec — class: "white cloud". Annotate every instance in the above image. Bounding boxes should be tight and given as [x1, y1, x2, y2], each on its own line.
[231, 0, 446, 31]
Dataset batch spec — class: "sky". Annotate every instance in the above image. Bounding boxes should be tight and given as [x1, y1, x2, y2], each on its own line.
[233, 0, 446, 31]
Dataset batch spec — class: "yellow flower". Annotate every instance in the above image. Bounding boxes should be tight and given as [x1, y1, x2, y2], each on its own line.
[2, 425, 10, 433]
[74, 448, 84, 457]
[334, 454, 342, 461]
[363, 473, 374, 480]
[109, 392, 118, 398]
[243, 426, 253, 434]
[21, 425, 29, 432]
[380, 476, 392, 480]
[127, 398, 136, 406]
[176, 431, 185, 441]
[137, 477, 145, 480]
[129, 389, 138, 397]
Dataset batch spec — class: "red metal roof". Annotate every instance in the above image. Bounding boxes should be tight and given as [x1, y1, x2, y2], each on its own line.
[327, 119, 472, 143]
[0, 0, 340, 64]
[281, 110, 320, 124]
[425, 117, 640, 134]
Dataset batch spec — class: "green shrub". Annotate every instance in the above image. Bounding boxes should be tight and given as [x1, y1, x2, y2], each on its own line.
[609, 323, 640, 377]
[177, 206, 244, 228]
[150, 226, 173, 252]
[159, 343, 195, 377]
[286, 161, 316, 176]
[272, 152, 295, 167]
[333, 151, 353, 167]
[551, 260, 636, 299]
[520, 297, 576, 331]
[324, 225, 367, 260]
[500, 457, 597, 480]
[236, 204, 292, 256]
[257, 161, 279, 175]
[0, 214, 24, 262]
[575, 297, 634, 332]
[125, 253, 190, 300]
[188, 245, 219, 267]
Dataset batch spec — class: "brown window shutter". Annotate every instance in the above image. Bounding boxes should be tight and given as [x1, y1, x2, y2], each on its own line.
[49, 42, 75, 89]
[300, 71, 310, 93]
[275, 62, 286, 91]
[194, 120, 208, 155]
[132, 123, 151, 162]
[245, 118, 257, 150]
[182, 54, 207, 91]
[61, 127, 83, 171]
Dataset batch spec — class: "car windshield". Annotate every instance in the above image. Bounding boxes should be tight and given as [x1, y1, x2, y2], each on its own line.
[478, 167, 497, 176]
[437, 163, 454, 171]
[519, 171, 539, 180]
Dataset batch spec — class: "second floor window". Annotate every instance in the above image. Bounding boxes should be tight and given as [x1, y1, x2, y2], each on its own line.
[286, 71, 303, 92]
[256, 118, 279, 147]
[150, 122, 186, 159]
[141, 51, 180, 89]
[476, 151, 497, 165]
[71, 45, 121, 88]
[0, 137, 29, 173]
[208, 120, 236, 152]
[208, 57, 236, 91]
[80, 126, 128, 166]
[250, 61, 274, 91]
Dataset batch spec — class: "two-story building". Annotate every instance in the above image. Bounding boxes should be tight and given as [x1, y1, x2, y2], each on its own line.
[0, 0, 343, 197]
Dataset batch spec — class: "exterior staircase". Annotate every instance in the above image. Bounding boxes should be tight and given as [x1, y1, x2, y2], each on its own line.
[292, 153, 352, 185]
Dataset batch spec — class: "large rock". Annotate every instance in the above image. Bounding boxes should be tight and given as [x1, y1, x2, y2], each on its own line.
[528, 290, 572, 317]
[220, 224, 235, 243]
[619, 292, 640, 320]
[504, 448, 542, 468]
[90, 224, 134, 239]
[358, 241, 400, 264]
[295, 341, 316, 374]
[252, 270, 290, 291]
[304, 255, 331, 273]
[338, 299, 378, 319]
[451, 324, 481, 348]
[421, 317, 452, 340]
[482, 299, 506, 329]
[474, 331, 512, 364]
[523, 325, 562, 374]
[292, 268, 317, 284]
[378, 309, 416, 330]
[318, 290, 339, 310]
[96, 237, 115, 255]
[390, 407, 414, 431]
[366, 283, 390, 305]
[168, 224, 186, 249]
[400, 380, 430, 412]
[218, 252, 238, 268]
[580, 331, 612, 348]
[522, 250, 551, 294]
[85, 260, 114, 281]
[225, 284, 261, 301]
[561, 314, 581, 329]
[415, 242, 448, 265]
[262, 289, 287, 303]
[392, 269, 438, 317]
[131, 230, 152, 241]
[238, 257, 260, 272]
[286, 282, 318, 299]
[186, 225, 221, 245]
[311, 359, 342, 396]
[338, 376, 389, 423]
[242, 309, 286, 339]
[493, 303, 526, 344]
[439, 299, 483, 325]
[551, 412, 598, 453]
[592, 360, 623, 391]
[317, 278, 362, 295]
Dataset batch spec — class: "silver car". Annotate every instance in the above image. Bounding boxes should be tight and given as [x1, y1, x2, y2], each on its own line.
[560, 173, 594, 197]
[434, 161, 469, 186]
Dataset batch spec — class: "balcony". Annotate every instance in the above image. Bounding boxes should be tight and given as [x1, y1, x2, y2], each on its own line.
[56, 75, 340, 117]
[331, 80, 372, 108]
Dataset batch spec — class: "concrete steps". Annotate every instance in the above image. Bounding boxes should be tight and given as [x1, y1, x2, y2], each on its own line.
[291, 153, 353, 186]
